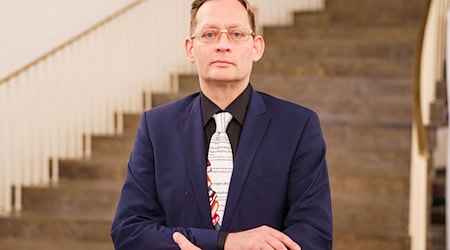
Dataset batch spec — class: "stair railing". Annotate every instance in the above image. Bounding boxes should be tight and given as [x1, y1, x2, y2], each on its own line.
[410, 0, 449, 249]
[0, 0, 324, 214]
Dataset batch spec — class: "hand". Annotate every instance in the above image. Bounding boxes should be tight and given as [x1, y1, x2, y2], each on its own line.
[225, 225, 301, 250]
[172, 232, 201, 250]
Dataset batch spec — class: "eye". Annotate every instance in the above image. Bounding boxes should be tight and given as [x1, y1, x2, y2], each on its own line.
[229, 30, 245, 38]
[201, 30, 218, 39]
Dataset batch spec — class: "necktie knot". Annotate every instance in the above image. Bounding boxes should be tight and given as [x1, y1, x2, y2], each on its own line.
[213, 112, 233, 133]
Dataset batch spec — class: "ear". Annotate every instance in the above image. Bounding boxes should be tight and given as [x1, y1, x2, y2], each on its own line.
[185, 38, 195, 63]
[252, 35, 265, 62]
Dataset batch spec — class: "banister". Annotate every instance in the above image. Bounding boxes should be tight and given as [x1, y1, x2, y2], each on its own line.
[413, 0, 433, 158]
[0, 0, 144, 85]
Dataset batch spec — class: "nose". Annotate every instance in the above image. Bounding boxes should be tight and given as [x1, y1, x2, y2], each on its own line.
[215, 32, 232, 52]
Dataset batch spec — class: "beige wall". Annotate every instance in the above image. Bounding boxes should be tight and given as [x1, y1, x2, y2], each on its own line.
[0, 0, 134, 79]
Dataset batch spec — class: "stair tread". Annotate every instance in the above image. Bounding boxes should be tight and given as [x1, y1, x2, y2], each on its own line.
[263, 22, 417, 42]
[61, 155, 130, 166]
[0, 238, 113, 250]
[23, 179, 123, 192]
[0, 209, 114, 242]
[0, 209, 114, 222]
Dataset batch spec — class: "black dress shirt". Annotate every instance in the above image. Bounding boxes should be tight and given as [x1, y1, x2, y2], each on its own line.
[201, 85, 251, 158]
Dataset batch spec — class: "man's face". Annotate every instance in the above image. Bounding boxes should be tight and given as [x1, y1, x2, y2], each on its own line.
[185, 0, 264, 86]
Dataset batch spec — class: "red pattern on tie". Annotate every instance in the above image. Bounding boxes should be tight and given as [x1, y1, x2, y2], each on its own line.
[207, 160, 220, 227]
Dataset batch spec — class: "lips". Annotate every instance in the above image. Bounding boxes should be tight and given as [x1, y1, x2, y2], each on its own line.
[211, 60, 233, 65]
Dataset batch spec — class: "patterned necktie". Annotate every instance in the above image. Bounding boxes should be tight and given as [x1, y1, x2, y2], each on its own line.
[207, 112, 233, 230]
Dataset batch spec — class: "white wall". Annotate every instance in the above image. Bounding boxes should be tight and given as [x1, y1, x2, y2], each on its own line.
[0, 0, 134, 79]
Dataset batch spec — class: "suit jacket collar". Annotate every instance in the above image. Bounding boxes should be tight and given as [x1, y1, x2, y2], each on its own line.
[179, 96, 212, 227]
[178, 86, 270, 230]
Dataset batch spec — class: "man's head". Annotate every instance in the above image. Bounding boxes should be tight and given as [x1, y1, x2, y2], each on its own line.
[185, 0, 265, 92]
[189, 0, 256, 36]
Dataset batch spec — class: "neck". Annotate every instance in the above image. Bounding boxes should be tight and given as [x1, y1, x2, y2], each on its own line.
[200, 80, 248, 110]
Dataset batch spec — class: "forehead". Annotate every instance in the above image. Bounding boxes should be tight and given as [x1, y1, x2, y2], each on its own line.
[195, 0, 250, 29]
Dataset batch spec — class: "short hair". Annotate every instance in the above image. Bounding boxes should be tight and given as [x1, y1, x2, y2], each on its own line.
[190, 0, 256, 35]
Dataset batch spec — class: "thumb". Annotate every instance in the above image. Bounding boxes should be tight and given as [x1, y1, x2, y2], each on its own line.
[172, 232, 184, 243]
[173, 232, 199, 249]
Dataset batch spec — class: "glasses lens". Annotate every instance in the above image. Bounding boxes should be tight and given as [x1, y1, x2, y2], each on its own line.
[228, 29, 247, 42]
[200, 29, 219, 43]
[195, 28, 252, 43]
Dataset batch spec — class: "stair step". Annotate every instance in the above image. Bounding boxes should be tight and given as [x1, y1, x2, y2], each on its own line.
[333, 231, 410, 250]
[152, 92, 189, 108]
[254, 57, 413, 77]
[325, 0, 425, 26]
[263, 40, 415, 61]
[327, 145, 410, 172]
[59, 155, 128, 181]
[0, 210, 113, 242]
[264, 23, 418, 44]
[171, 75, 414, 125]
[332, 190, 409, 237]
[252, 75, 412, 99]
[322, 122, 411, 151]
[291, 11, 331, 28]
[430, 99, 448, 126]
[179, 75, 413, 99]
[123, 113, 142, 133]
[0, 238, 113, 250]
[152, 91, 412, 124]
[436, 80, 447, 100]
[428, 224, 446, 250]
[91, 134, 135, 157]
[22, 180, 122, 213]
[331, 169, 409, 203]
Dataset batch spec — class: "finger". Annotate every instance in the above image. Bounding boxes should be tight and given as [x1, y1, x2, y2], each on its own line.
[172, 232, 197, 249]
[269, 230, 300, 250]
[279, 236, 301, 250]
[266, 236, 288, 250]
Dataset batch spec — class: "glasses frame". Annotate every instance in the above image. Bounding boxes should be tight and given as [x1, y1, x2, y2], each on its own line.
[191, 28, 256, 44]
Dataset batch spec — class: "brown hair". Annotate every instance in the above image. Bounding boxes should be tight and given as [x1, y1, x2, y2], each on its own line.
[190, 0, 256, 35]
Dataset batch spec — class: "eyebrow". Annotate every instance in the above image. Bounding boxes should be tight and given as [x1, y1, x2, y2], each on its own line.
[200, 23, 245, 29]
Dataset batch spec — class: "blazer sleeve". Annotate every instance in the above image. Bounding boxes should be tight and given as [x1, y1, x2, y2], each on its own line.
[283, 112, 333, 249]
[110, 112, 218, 250]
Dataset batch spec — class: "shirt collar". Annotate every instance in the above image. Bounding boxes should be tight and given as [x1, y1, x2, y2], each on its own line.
[201, 84, 251, 126]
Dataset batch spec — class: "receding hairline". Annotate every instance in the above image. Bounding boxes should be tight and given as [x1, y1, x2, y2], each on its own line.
[189, 0, 256, 35]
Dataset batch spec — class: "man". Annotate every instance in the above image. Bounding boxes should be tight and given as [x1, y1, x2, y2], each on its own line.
[110, 0, 333, 249]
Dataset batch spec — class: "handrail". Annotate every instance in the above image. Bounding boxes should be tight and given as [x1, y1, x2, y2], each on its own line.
[0, 0, 143, 85]
[413, 0, 433, 158]
[410, 0, 448, 248]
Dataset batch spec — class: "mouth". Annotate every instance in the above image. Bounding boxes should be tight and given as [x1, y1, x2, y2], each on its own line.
[211, 60, 233, 66]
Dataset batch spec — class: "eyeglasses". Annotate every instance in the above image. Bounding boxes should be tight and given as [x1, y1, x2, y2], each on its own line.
[191, 28, 255, 43]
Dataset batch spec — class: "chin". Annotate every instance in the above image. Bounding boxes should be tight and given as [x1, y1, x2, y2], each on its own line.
[207, 74, 238, 83]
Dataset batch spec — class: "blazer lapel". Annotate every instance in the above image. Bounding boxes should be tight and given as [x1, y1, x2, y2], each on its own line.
[178, 96, 212, 228]
[222, 90, 270, 230]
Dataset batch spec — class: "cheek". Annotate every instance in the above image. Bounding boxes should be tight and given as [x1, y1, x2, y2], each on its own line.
[240, 52, 255, 69]
[192, 49, 208, 65]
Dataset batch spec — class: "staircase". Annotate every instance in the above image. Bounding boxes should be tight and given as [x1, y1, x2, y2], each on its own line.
[428, 77, 448, 249]
[0, 0, 427, 249]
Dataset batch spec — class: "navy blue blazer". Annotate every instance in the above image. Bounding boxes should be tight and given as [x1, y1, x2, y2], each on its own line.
[111, 86, 333, 250]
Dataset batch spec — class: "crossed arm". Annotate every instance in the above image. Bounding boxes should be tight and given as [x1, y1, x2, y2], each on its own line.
[173, 226, 301, 250]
